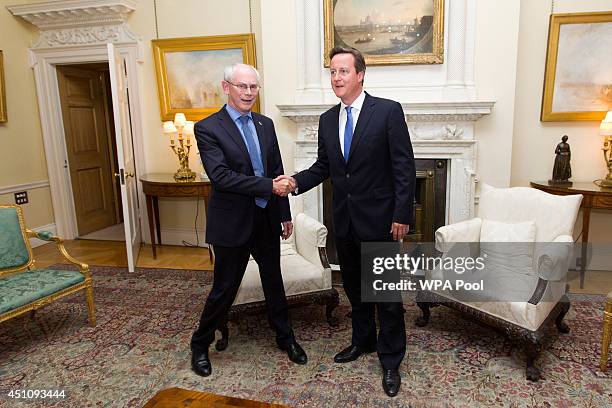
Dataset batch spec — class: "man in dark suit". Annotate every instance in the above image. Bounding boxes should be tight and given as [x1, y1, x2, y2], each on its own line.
[278, 47, 415, 397]
[190, 63, 307, 377]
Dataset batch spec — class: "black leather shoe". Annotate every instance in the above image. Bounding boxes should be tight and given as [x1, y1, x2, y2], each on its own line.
[280, 341, 308, 365]
[382, 369, 401, 397]
[191, 350, 212, 377]
[333, 344, 376, 363]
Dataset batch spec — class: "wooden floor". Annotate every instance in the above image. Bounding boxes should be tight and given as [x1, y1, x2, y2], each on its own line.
[33, 239, 213, 271]
[32, 240, 611, 295]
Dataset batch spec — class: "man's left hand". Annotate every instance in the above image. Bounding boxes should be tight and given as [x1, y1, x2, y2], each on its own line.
[390, 222, 409, 241]
[282, 221, 293, 240]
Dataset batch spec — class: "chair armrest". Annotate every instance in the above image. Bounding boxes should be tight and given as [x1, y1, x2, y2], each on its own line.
[293, 213, 329, 268]
[435, 218, 482, 253]
[26, 229, 90, 277]
[535, 235, 573, 282]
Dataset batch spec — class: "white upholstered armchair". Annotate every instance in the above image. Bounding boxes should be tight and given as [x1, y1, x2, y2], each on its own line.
[215, 212, 339, 351]
[416, 183, 583, 381]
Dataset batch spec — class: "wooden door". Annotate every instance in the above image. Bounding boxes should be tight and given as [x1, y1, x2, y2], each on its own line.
[57, 65, 117, 235]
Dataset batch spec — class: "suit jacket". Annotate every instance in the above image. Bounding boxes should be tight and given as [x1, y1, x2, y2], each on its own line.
[195, 106, 291, 247]
[294, 93, 415, 240]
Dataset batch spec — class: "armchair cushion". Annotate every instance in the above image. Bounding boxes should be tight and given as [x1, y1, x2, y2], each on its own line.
[0, 207, 30, 270]
[480, 219, 536, 278]
[233, 213, 331, 306]
[0, 269, 85, 314]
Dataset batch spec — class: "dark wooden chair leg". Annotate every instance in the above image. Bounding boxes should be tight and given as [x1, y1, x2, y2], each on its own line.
[326, 289, 340, 326]
[415, 301, 431, 327]
[215, 319, 229, 351]
[555, 295, 570, 334]
[525, 339, 541, 381]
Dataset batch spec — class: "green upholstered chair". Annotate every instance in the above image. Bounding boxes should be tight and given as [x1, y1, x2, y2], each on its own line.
[0, 204, 95, 326]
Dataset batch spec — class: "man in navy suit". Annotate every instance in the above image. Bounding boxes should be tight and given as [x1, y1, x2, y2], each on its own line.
[278, 47, 415, 396]
[190, 63, 307, 377]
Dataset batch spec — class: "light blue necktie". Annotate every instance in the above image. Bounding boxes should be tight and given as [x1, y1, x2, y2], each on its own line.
[239, 115, 267, 208]
[343, 106, 353, 162]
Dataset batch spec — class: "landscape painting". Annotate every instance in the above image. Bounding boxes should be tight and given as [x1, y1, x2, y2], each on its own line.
[153, 34, 258, 121]
[541, 12, 612, 121]
[324, 0, 444, 66]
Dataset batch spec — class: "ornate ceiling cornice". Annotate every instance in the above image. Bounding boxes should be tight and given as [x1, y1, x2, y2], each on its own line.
[7, 0, 137, 30]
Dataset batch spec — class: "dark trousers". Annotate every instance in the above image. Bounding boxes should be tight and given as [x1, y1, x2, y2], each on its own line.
[335, 226, 406, 370]
[190, 207, 295, 353]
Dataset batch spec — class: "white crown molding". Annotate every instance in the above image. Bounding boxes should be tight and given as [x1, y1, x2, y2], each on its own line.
[0, 180, 50, 196]
[7, 0, 137, 30]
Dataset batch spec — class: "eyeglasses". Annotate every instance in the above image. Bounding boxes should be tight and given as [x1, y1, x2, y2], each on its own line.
[329, 68, 351, 77]
[226, 81, 261, 93]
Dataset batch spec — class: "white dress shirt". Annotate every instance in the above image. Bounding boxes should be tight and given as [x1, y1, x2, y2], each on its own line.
[338, 91, 366, 158]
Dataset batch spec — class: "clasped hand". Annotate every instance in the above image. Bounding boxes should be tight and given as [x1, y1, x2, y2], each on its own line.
[272, 175, 297, 197]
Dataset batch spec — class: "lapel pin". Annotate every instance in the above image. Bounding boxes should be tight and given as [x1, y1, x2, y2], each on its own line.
[258, 121, 263, 126]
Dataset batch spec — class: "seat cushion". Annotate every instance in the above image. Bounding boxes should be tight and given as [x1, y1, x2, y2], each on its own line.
[0, 207, 30, 270]
[234, 251, 328, 305]
[0, 269, 85, 314]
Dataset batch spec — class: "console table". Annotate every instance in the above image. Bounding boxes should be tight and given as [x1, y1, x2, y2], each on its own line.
[140, 173, 211, 259]
[530, 181, 612, 288]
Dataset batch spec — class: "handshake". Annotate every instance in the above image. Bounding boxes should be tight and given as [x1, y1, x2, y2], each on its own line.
[272, 175, 297, 197]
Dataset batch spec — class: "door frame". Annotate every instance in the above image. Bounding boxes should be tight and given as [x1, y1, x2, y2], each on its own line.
[29, 42, 147, 239]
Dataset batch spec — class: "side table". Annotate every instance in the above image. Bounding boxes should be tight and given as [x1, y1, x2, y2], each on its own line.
[140, 173, 211, 259]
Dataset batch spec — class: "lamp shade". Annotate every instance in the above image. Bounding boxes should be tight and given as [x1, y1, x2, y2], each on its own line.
[163, 121, 177, 134]
[174, 113, 187, 127]
[601, 111, 612, 136]
[184, 121, 194, 136]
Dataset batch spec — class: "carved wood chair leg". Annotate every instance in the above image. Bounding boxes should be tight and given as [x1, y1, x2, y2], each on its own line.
[325, 289, 340, 326]
[525, 340, 541, 382]
[555, 298, 570, 334]
[85, 286, 96, 327]
[215, 319, 229, 351]
[415, 301, 431, 327]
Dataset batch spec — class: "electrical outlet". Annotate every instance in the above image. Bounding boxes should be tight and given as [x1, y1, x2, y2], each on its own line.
[14, 191, 28, 205]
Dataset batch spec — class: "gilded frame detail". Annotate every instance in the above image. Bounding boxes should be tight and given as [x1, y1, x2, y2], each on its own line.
[0, 51, 7, 123]
[541, 12, 612, 122]
[323, 0, 444, 66]
[152, 34, 258, 121]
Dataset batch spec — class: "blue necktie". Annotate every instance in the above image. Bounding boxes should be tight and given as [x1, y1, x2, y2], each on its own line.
[239, 115, 267, 208]
[343, 106, 353, 162]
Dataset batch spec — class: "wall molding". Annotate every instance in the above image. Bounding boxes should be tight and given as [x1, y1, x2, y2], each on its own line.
[0, 180, 50, 196]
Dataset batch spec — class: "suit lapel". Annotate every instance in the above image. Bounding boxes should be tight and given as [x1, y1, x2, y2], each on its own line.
[327, 104, 345, 166]
[217, 106, 252, 167]
[252, 113, 268, 175]
[347, 92, 375, 163]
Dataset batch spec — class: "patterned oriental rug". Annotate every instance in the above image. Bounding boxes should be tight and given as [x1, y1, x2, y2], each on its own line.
[0, 265, 609, 408]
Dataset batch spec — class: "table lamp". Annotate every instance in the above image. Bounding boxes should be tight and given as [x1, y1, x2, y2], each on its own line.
[163, 113, 196, 181]
[599, 111, 612, 188]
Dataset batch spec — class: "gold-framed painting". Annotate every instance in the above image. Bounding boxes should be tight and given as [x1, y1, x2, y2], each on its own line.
[541, 12, 612, 122]
[152, 33, 258, 121]
[323, 0, 444, 66]
[0, 50, 6, 123]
